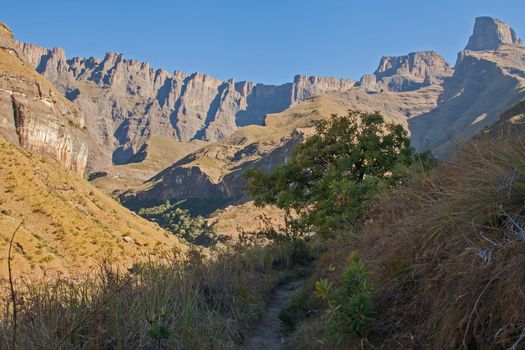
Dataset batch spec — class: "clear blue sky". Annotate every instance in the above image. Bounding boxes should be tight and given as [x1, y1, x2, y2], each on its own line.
[3, 0, 525, 84]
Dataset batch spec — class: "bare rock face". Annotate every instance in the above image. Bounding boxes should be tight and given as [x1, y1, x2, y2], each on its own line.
[409, 44, 525, 158]
[0, 22, 87, 175]
[358, 51, 453, 92]
[465, 17, 523, 51]
[13, 42, 356, 169]
[292, 75, 355, 101]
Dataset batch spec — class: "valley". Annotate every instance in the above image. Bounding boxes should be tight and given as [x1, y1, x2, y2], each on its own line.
[1, 10, 525, 349]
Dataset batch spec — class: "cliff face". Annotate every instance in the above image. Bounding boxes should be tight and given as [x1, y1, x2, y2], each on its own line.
[14, 42, 356, 169]
[0, 22, 87, 175]
[358, 51, 453, 92]
[465, 16, 523, 51]
[409, 17, 525, 157]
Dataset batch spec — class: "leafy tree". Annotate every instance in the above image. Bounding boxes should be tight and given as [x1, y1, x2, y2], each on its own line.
[245, 110, 435, 236]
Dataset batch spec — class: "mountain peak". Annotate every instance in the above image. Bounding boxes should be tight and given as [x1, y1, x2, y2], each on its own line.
[465, 16, 523, 51]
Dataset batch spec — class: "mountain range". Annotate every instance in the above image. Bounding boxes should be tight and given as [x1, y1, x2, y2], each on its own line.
[1, 17, 525, 274]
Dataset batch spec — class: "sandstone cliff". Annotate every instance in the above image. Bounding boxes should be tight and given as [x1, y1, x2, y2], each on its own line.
[0, 134, 180, 277]
[465, 16, 523, 51]
[0, 22, 87, 175]
[409, 17, 525, 157]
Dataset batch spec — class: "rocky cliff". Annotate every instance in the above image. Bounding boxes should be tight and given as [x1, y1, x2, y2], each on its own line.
[409, 17, 525, 157]
[465, 16, 523, 51]
[357, 51, 453, 92]
[14, 40, 356, 169]
[0, 22, 87, 175]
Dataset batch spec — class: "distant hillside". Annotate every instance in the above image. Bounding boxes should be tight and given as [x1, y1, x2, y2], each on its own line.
[0, 135, 181, 277]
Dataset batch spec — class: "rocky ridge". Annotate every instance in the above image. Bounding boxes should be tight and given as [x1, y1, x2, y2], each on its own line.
[14, 40, 356, 169]
[358, 51, 453, 92]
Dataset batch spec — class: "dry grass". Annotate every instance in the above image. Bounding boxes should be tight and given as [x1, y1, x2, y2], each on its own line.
[0, 136, 181, 277]
[207, 201, 286, 240]
[357, 127, 525, 348]
[0, 234, 313, 349]
[90, 137, 207, 196]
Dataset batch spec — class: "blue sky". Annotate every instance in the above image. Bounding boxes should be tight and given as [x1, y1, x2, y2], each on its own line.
[3, 0, 525, 84]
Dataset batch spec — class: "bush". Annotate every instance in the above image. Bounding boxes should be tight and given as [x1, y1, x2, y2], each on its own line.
[314, 251, 374, 343]
[357, 129, 525, 348]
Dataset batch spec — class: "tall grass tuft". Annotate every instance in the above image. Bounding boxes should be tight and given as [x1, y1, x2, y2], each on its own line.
[358, 128, 525, 348]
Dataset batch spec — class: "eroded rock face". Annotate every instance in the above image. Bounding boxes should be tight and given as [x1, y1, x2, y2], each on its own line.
[0, 22, 87, 175]
[409, 44, 525, 157]
[465, 17, 523, 51]
[358, 51, 453, 92]
[13, 42, 356, 168]
[293, 75, 355, 101]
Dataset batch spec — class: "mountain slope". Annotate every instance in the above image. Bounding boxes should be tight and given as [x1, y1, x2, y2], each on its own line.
[0, 135, 180, 277]
[409, 43, 525, 157]
[121, 86, 442, 211]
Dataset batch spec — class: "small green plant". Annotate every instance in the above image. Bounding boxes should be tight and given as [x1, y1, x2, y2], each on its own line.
[147, 322, 170, 349]
[315, 251, 374, 342]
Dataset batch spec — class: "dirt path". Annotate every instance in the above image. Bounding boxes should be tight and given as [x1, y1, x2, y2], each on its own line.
[243, 279, 304, 350]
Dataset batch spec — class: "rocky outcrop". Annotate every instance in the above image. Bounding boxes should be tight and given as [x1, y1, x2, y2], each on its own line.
[0, 22, 87, 175]
[465, 16, 523, 51]
[358, 51, 453, 92]
[292, 75, 355, 101]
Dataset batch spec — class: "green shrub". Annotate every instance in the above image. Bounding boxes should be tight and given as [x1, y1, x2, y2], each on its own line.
[314, 251, 373, 342]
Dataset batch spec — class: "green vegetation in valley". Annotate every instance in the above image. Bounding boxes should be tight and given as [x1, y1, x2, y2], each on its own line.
[137, 200, 220, 246]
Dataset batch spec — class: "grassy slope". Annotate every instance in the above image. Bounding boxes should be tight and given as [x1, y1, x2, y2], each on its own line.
[0, 135, 182, 278]
[207, 201, 286, 240]
[288, 125, 525, 349]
